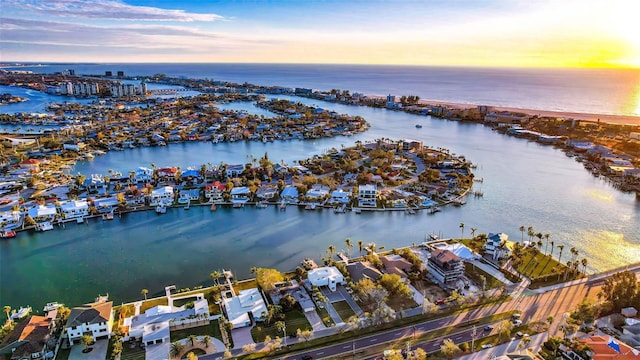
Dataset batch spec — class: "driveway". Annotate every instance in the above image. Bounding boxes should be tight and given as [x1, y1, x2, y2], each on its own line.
[303, 309, 327, 331]
[456, 333, 546, 360]
[336, 284, 364, 317]
[231, 327, 255, 349]
[68, 339, 109, 360]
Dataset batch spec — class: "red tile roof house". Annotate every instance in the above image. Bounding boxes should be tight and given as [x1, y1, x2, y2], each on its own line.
[0, 316, 53, 360]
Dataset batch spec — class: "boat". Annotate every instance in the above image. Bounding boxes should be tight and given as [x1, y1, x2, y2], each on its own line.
[279, 201, 286, 211]
[43, 302, 63, 313]
[38, 221, 54, 231]
[428, 206, 441, 214]
[426, 233, 440, 241]
[415, 124, 423, 128]
[305, 203, 317, 210]
[256, 201, 268, 209]
[354, 208, 362, 214]
[334, 204, 346, 213]
[0, 230, 16, 238]
[102, 212, 114, 221]
[76, 217, 84, 224]
[210, 203, 217, 211]
[155, 204, 167, 214]
[10, 306, 32, 320]
[405, 208, 416, 215]
[184, 201, 190, 210]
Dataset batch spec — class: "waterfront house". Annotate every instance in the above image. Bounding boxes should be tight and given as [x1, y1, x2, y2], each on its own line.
[381, 254, 413, 277]
[222, 288, 267, 328]
[280, 186, 299, 204]
[149, 186, 174, 206]
[92, 197, 119, 213]
[178, 189, 200, 203]
[225, 164, 244, 179]
[123, 295, 209, 347]
[307, 266, 346, 291]
[328, 189, 351, 205]
[580, 335, 639, 360]
[27, 204, 58, 222]
[346, 261, 383, 283]
[358, 184, 378, 208]
[256, 185, 278, 200]
[427, 249, 464, 287]
[485, 233, 510, 261]
[401, 139, 423, 152]
[0, 210, 23, 230]
[58, 199, 89, 220]
[305, 185, 330, 201]
[135, 167, 153, 183]
[156, 167, 177, 181]
[230, 187, 251, 205]
[0, 315, 53, 360]
[65, 296, 113, 346]
[19, 158, 40, 171]
[204, 181, 225, 203]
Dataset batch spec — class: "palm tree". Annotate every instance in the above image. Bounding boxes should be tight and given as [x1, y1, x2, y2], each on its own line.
[357, 240, 364, 255]
[459, 222, 465, 239]
[527, 226, 534, 242]
[199, 335, 212, 348]
[141, 288, 148, 300]
[169, 341, 184, 359]
[81, 334, 94, 351]
[210, 271, 221, 285]
[470, 227, 477, 238]
[344, 238, 353, 258]
[557, 244, 565, 263]
[549, 241, 555, 258]
[366, 242, 377, 254]
[581, 258, 588, 274]
[188, 334, 198, 347]
[519, 225, 525, 242]
[326, 245, 336, 261]
[3, 306, 11, 321]
[544, 233, 551, 255]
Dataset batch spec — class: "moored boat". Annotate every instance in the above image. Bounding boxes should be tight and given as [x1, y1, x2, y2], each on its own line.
[0, 230, 16, 238]
[155, 204, 167, 214]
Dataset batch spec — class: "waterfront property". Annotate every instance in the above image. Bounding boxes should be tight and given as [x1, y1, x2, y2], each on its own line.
[427, 249, 465, 287]
[221, 288, 267, 328]
[0, 315, 54, 360]
[357, 184, 378, 208]
[307, 266, 346, 291]
[65, 296, 113, 346]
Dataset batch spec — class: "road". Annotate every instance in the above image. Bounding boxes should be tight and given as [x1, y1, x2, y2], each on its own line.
[201, 263, 640, 360]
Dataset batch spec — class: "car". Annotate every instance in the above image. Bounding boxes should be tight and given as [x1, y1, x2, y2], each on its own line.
[516, 331, 524, 338]
[513, 319, 522, 326]
[435, 299, 446, 305]
[301, 355, 313, 360]
[481, 344, 493, 349]
[512, 313, 521, 320]
[0, 199, 12, 205]
[484, 325, 494, 331]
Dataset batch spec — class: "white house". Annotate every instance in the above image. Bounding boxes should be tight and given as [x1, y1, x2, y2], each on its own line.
[222, 288, 267, 328]
[225, 164, 244, 178]
[149, 186, 174, 206]
[485, 233, 510, 261]
[93, 197, 119, 213]
[307, 266, 346, 291]
[328, 189, 350, 205]
[58, 200, 89, 220]
[280, 186, 299, 204]
[28, 204, 58, 222]
[230, 187, 251, 204]
[135, 167, 153, 183]
[65, 296, 113, 346]
[62, 141, 86, 152]
[205, 182, 225, 203]
[358, 184, 377, 208]
[305, 185, 330, 200]
[0, 210, 23, 230]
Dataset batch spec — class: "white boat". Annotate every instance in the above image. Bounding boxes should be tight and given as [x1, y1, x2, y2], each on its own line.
[305, 203, 317, 210]
[354, 208, 362, 214]
[334, 204, 346, 213]
[76, 217, 84, 224]
[102, 212, 114, 221]
[43, 302, 63, 313]
[155, 204, 167, 214]
[38, 221, 54, 231]
[10, 306, 31, 320]
[256, 201, 268, 209]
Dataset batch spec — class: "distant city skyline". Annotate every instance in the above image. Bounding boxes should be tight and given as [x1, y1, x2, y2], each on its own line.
[1, 0, 639, 68]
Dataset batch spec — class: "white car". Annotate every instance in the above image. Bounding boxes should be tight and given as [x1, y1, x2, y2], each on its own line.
[481, 344, 493, 349]
[513, 319, 522, 326]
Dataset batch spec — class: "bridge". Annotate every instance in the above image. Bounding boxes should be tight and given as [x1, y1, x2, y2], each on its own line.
[148, 88, 192, 95]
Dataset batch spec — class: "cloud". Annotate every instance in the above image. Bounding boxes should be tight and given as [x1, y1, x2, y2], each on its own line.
[2, 0, 224, 22]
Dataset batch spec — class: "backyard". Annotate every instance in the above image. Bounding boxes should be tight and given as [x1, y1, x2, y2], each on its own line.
[251, 309, 313, 342]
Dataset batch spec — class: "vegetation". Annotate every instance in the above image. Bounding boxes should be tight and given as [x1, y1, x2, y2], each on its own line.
[601, 270, 640, 312]
[254, 267, 285, 293]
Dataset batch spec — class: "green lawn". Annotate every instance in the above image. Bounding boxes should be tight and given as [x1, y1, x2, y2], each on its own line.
[251, 310, 313, 342]
[464, 263, 503, 289]
[140, 297, 169, 313]
[316, 305, 335, 328]
[169, 320, 223, 343]
[332, 301, 356, 321]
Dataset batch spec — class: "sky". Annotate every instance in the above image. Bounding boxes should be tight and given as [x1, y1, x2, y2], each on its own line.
[1, 0, 639, 68]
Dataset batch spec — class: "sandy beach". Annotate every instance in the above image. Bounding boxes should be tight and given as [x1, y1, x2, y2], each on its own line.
[414, 99, 640, 126]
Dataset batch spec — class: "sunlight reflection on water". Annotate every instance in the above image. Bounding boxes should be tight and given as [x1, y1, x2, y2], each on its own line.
[579, 229, 640, 272]
[585, 189, 613, 202]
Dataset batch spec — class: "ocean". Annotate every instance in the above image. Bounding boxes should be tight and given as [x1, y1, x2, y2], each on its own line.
[5, 63, 640, 117]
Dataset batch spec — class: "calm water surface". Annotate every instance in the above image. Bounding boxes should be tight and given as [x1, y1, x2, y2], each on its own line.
[1, 95, 638, 310]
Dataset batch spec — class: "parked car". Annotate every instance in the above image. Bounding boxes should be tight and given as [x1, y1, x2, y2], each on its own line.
[513, 319, 522, 326]
[512, 313, 521, 320]
[484, 325, 494, 331]
[435, 299, 446, 305]
[516, 331, 524, 338]
[481, 344, 493, 349]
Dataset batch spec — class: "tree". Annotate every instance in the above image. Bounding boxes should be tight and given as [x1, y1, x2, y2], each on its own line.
[188, 334, 198, 347]
[141, 288, 148, 300]
[255, 267, 285, 292]
[170, 341, 184, 358]
[3, 306, 10, 321]
[470, 227, 477, 238]
[557, 244, 565, 263]
[601, 270, 640, 312]
[407, 348, 427, 360]
[242, 343, 256, 353]
[544, 233, 551, 255]
[210, 270, 221, 285]
[296, 328, 313, 342]
[379, 273, 413, 301]
[519, 225, 525, 242]
[497, 320, 514, 342]
[326, 244, 336, 262]
[81, 334, 94, 351]
[199, 335, 211, 348]
[354, 278, 388, 310]
[440, 338, 461, 359]
[459, 222, 465, 239]
[345, 238, 353, 258]
[581, 258, 588, 274]
[187, 352, 198, 360]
